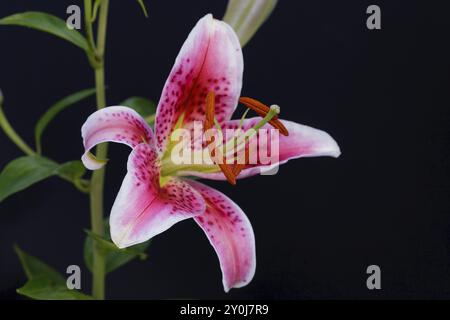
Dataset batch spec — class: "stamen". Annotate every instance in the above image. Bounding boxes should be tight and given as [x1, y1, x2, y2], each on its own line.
[223, 104, 280, 160]
[205, 91, 215, 130]
[204, 91, 237, 185]
[207, 138, 236, 185]
[239, 97, 289, 136]
[218, 160, 237, 185]
[232, 147, 249, 177]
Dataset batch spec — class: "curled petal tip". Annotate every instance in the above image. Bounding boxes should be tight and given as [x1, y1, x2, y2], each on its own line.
[81, 106, 154, 169]
[307, 131, 341, 159]
[81, 151, 108, 170]
[110, 231, 136, 249]
[324, 135, 341, 158]
[111, 237, 127, 250]
[332, 145, 342, 158]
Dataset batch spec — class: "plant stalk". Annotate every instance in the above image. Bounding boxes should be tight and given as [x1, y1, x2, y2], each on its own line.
[87, 0, 110, 300]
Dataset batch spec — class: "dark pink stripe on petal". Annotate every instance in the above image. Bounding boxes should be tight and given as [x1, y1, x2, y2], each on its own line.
[109, 143, 205, 248]
[155, 14, 243, 154]
[187, 180, 256, 292]
[181, 117, 341, 180]
[81, 106, 154, 170]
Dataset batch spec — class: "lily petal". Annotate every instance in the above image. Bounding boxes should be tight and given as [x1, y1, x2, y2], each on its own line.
[155, 14, 243, 153]
[110, 143, 205, 248]
[187, 180, 256, 292]
[181, 117, 341, 180]
[81, 106, 154, 170]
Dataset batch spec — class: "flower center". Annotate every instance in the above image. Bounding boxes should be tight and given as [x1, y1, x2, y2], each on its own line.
[159, 93, 289, 183]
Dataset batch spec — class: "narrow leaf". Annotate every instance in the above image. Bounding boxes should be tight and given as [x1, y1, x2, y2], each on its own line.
[14, 245, 65, 284]
[17, 277, 93, 300]
[0, 156, 58, 202]
[35, 88, 96, 154]
[0, 12, 90, 51]
[91, 0, 102, 22]
[57, 161, 86, 181]
[136, 0, 149, 18]
[15, 246, 93, 300]
[0, 156, 88, 202]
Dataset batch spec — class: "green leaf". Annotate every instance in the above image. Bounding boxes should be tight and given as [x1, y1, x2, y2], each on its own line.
[91, 0, 102, 22]
[84, 221, 150, 274]
[136, 0, 149, 18]
[121, 97, 156, 124]
[35, 88, 96, 154]
[0, 156, 58, 202]
[57, 161, 86, 181]
[15, 245, 65, 284]
[17, 277, 93, 300]
[0, 12, 90, 51]
[14, 246, 92, 300]
[14, 246, 93, 300]
[0, 156, 88, 202]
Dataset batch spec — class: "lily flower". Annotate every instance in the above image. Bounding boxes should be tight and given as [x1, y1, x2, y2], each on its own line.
[81, 14, 340, 292]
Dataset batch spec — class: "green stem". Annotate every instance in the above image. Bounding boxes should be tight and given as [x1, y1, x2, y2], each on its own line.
[88, 0, 109, 300]
[83, 0, 96, 50]
[0, 104, 36, 156]
[96, 0, 109, 59]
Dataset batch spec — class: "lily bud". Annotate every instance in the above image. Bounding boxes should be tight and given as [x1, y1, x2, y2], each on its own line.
[223, 0, 278, 47]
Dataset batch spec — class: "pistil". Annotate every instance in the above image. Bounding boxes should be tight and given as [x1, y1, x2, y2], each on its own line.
[161, 93, 288, 184]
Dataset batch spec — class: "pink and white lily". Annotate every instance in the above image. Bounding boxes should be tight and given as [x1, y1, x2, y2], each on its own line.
[80, 14, 340, 292]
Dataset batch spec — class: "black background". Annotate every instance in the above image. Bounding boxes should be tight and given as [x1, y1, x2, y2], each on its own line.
[1, 0, 450, 299]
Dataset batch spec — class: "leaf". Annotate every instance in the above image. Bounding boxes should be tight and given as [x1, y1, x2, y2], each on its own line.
[57, 161, 86, 181]
[35, 88, 96, 154]
[0, 156, 88, 202]
[91, 0, 102, 22]
[0, 12, 90, 51]
[136, 0, 149, 18]
[121, 97, 156, 124]
[17, 277, 93, 300]
[84, 221, 150, 274]
[15, 245, 65, 284]
[14, 245, 93, 300]
[0, 156, 58, 202]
